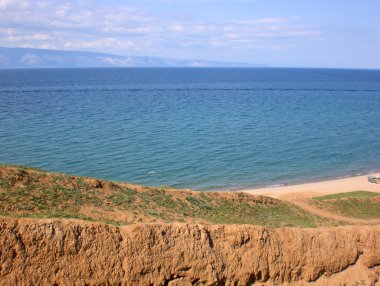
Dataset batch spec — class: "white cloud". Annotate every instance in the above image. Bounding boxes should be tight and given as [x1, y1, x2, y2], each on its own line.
[0, 0, 29, 11]
[168, 23, 184, 32]
[64, 38, 136, 51]
[98, 56, 133, 66]
[0, 0, 321, 60]
[55, 2, 71, 17]
[255, 18, 289, 24]
[19, 53, 43, 65]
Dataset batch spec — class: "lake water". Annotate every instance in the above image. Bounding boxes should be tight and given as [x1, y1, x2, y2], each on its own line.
[0, 68, 379, 190]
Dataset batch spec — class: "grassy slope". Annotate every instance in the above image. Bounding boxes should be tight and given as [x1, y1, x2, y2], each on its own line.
[313, 191, 379, 201]
[312, 191, 380, 219]
[0, 165, 330, 227]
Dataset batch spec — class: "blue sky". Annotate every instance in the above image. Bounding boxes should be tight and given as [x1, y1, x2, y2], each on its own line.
[0, 0, 379, 68]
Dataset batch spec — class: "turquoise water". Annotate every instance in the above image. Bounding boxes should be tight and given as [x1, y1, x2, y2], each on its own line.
[0, 68, 380, 190]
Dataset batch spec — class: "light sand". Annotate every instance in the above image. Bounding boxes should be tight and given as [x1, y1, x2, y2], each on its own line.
[242, 173, 380, 224]
[242, 173, 380, 199]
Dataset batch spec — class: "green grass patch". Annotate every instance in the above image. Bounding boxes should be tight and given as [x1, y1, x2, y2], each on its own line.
[312, 191, 380, 219]
[0, 163, 46, 172]
[189, 198, 321, 227]
[0, 164, 333, 227]
[185, 195, 211, 210]
[106, 188, 137, 207]
[313, 191, 379, 201]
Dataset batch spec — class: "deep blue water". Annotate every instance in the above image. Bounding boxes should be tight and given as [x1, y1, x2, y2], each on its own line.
[0, 68, 380, 190]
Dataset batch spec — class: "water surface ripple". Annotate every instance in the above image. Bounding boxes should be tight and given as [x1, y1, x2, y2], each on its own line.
[0, 68, 379, 190]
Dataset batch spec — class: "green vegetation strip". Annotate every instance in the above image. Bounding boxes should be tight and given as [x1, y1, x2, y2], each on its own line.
[0, 164, 332, 227]
[312, 191, 380, 219]
[313, 190, 379, 201]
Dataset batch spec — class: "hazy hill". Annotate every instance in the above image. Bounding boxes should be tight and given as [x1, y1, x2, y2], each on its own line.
[0, 47, 257, 68]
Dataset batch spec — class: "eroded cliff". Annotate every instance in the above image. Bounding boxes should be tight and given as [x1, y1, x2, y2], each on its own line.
[0, 218, 379, 286]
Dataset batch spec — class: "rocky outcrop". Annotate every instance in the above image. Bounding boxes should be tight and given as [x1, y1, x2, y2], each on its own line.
[0, 218, 379, 285]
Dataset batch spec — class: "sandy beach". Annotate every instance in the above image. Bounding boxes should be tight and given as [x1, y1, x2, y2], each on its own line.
[242, 173, 380, 199]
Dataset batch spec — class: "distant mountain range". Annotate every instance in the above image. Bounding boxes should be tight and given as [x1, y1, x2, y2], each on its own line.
[0, 47, 259, 68]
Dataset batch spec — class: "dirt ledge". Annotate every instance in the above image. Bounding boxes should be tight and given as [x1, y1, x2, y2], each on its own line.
[0, 217, 379, 285]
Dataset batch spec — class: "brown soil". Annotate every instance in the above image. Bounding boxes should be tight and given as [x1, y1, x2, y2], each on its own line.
[0, 218, 379, 286]
[1, 165, 380, 285]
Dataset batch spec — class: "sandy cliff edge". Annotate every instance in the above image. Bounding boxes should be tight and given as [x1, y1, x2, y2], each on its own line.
[0, 217, 379, 286]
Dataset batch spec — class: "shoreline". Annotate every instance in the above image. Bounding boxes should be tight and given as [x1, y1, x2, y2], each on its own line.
[241, 172, 380, 199]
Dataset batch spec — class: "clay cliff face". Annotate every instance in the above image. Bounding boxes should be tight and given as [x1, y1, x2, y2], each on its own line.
[0, 217, 379, 286]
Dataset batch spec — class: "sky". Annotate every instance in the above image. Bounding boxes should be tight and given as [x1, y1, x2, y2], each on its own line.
[0, 0, 379, 68]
